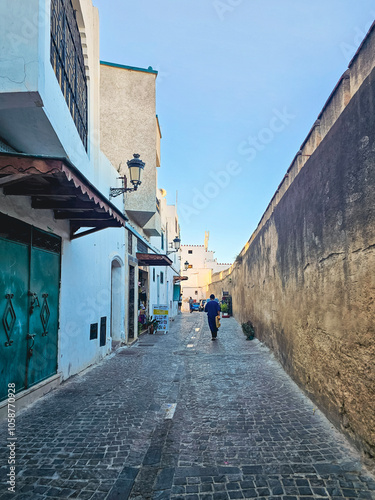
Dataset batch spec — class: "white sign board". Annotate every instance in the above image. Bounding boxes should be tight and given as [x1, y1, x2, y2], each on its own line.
[152, 305, 169, 334]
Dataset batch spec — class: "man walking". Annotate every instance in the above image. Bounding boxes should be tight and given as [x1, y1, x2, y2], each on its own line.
[189, 297, 194, 313]
[204, 294, 221, 340]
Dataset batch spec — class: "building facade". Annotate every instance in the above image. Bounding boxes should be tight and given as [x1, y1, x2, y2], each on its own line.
[149, 191, 181, 321]
[0, 0, 176, 413]
[180, 233, 231, 310]
[100, 61, 179, 337]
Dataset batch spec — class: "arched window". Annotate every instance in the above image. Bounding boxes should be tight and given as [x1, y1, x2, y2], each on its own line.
[50, 0, 88, 150]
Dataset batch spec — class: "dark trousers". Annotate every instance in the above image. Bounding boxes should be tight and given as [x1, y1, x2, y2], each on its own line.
[208, 316, 218, 338]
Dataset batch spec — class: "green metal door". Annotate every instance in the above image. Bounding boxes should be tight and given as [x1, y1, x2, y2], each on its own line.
[0, 215, 61, 402]
[0, 239, 29, 401]
[27, 246, 60, 387]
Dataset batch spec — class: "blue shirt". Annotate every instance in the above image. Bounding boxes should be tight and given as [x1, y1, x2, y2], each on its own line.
[205, 300, 221, 318]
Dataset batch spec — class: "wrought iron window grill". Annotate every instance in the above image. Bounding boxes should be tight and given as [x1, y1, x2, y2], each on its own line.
[128, 233, 133, 255]
[50, 0, 88, 150]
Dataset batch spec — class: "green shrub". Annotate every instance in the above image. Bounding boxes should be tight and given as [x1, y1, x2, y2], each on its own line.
[241, 321, 255, 340]
[221, 302, 229, 313]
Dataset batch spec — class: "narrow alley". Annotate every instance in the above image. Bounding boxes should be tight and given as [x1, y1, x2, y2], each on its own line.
[0, 313, 374, 500]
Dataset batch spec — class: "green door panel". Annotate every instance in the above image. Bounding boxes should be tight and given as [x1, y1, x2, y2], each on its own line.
[173, 284, 181, 301]
[27, 247, 59, 388]
[0, 239, 29, 400]
[0, 215, 61, 403]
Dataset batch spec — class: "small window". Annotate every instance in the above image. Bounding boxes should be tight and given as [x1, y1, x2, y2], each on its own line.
[90, 323, 98, 340]
[161, 232, 164, 250]
[153, 268, 155, 282]
[195, 290, 198, 295]
[188, 250, 193, 254]
[100, 317, 107, 346]
[160, 272, 164, 284]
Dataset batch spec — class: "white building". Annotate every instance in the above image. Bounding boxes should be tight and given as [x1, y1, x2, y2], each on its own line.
[0, 0, 177, 414]
[100, 63, 180, 336]
[149, 191, 181, 321]
[180, 233, 231, 310]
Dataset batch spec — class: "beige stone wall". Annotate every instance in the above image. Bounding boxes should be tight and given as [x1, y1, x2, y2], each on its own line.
[209, 30, 375, 461]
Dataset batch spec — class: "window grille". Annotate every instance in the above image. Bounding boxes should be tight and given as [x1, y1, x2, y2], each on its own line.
[50, 0, 88, 150]
[137, 239, 148, 254]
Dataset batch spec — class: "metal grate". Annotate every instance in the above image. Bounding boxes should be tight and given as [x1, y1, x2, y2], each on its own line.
[0, 214, 61, 254]
[137, 239, 148, 254]
[0, 213, 31, 246]
[32, 228, 61, 254]
[50, 0, 88, 149]
[128, 232, 133, 255]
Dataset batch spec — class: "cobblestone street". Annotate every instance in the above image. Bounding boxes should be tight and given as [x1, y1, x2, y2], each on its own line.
[1, 313, 374, 500]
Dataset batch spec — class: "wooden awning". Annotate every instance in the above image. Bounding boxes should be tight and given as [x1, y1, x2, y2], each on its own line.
[136, 253, 173, 266]
[0, 153, 127, 239]
[173, 275, 188, 283]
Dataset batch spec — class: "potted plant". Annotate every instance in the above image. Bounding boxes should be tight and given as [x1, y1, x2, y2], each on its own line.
[221, 302, 229, 318]
[146, 316, 159, 334]
[241, 321, 255, 340]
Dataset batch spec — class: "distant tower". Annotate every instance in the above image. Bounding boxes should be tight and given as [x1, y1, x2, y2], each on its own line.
[204, 231, 209, 251]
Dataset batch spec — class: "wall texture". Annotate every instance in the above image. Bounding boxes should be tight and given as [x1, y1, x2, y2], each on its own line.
[210, 36, 375, 460]
[100, 63, 158, 226]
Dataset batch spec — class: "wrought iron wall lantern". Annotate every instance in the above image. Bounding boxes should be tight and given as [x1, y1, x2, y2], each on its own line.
[109, 154, 145, 198]
[184, 260, 189, 271]
[167, 237, 181, 255]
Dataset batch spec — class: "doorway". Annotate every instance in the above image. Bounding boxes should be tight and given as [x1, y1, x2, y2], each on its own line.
[128, 265, 135, 339]
[111, 259, 122, 341]
[0, 214, 61, 402]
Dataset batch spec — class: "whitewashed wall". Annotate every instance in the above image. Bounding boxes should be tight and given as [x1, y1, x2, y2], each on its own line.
[0, 0, 128, 380]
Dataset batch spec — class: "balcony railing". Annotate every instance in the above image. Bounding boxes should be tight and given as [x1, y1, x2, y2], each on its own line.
[50, 0, 88, 150]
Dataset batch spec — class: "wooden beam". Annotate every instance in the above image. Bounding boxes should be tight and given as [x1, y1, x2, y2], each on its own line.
[0, 174, 33, 187]
[71, 226, 109, 240]
[3, 185, 79, 196]
[32, 198, 96, 210]
[70, 220, 123, 239]
[54, 211, 112, 220]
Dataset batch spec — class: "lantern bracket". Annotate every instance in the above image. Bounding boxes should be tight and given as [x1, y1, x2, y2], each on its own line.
[109, 176, 137, 198]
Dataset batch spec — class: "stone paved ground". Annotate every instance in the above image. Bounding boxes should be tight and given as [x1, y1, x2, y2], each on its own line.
[0, 313, 374, 500]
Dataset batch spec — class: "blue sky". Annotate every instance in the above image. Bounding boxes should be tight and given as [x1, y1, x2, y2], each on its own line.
[93, 0, 374, 263]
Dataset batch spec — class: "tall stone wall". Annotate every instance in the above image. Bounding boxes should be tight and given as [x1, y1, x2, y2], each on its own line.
[210, 28, 375, 460]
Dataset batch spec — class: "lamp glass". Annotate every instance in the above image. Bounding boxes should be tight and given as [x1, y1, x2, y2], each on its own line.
[129, 164, 142, 187]
[173, 237, 181, 250]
